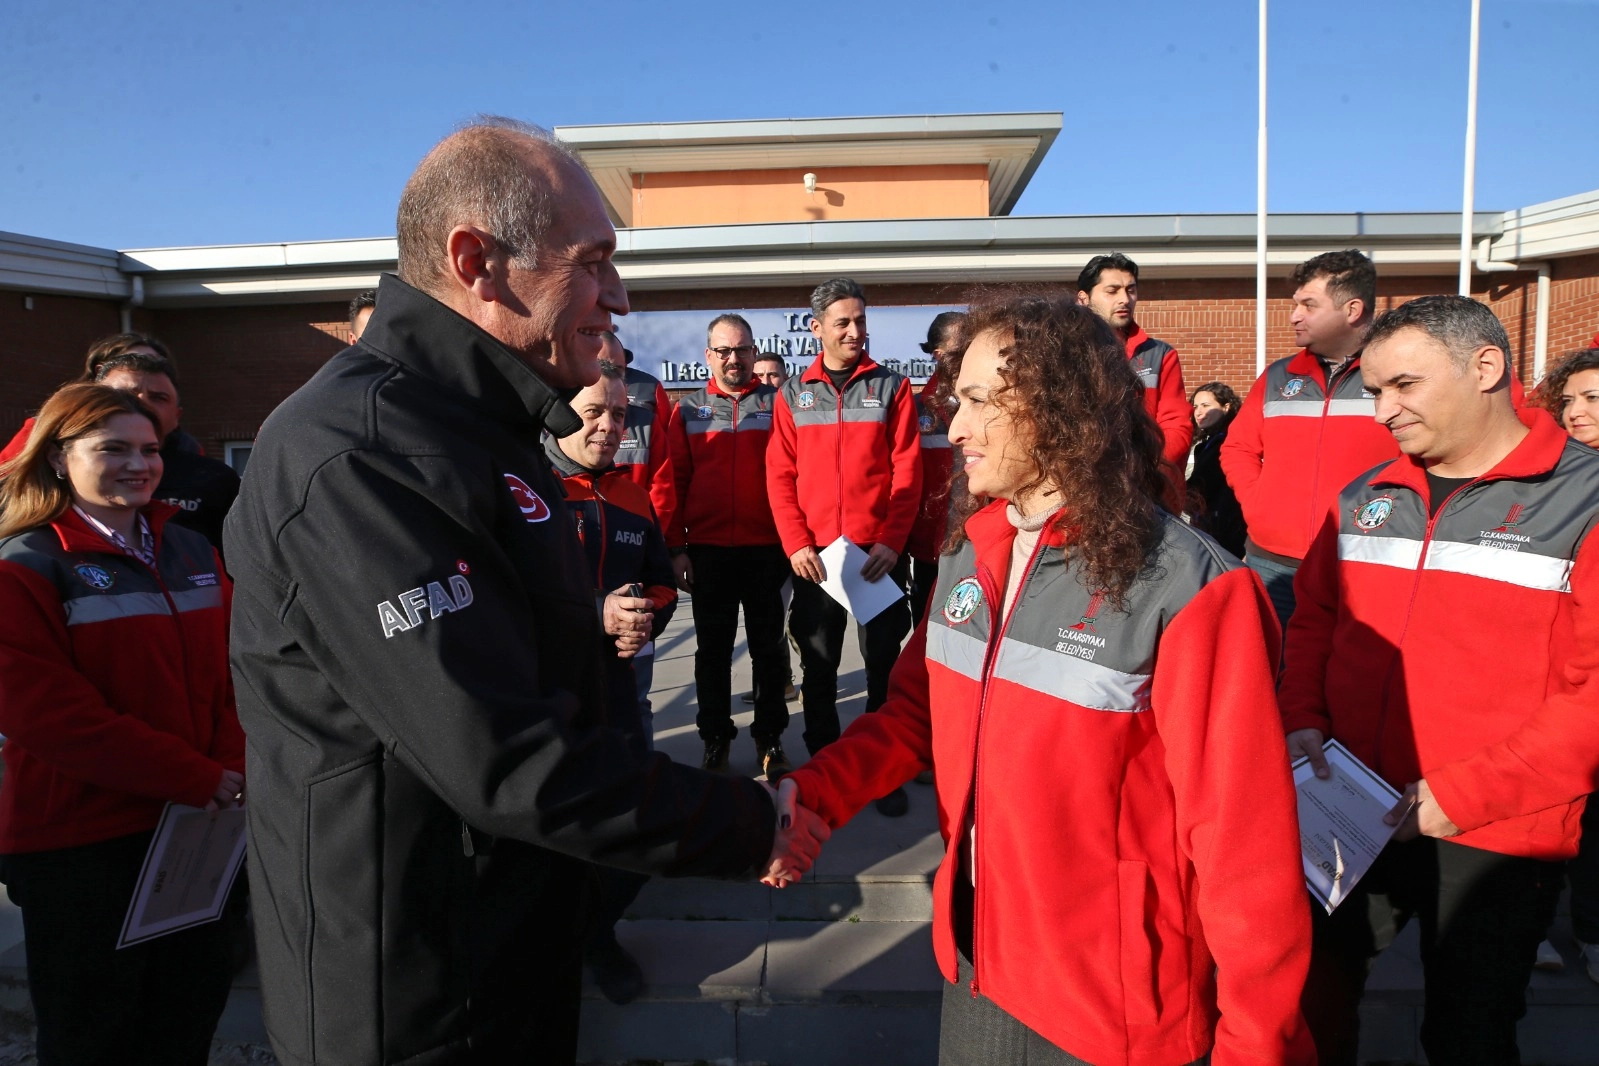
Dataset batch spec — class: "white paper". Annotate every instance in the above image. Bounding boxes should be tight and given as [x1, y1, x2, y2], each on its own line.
[117, 803, 249, 949]
[816, 537, 905, 625]
[1293, 739, 1403, 914]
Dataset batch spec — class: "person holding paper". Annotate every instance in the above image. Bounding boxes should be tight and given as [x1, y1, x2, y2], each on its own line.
[0, 383, 246, 1066]
[766, 278, 922, 816]
[1280, 295, 1599, 1066]
[779, 291, 1313, 1066]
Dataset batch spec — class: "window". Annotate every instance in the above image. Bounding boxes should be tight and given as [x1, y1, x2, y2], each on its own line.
[223, 441, 254, 477]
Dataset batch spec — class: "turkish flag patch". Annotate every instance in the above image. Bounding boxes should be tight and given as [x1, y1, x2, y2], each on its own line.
[504, 473, 552, 523]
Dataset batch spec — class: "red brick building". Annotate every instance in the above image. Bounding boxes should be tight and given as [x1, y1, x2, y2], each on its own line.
[3, 114, 1598, 465]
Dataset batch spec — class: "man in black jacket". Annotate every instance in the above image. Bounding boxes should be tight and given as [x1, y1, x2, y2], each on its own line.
[225, 117, 826, 1066]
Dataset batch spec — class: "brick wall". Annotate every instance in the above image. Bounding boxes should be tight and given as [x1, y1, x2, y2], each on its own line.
[1547, 253, 1599, 358]
[144, 303, 349, 457]
[0, 291, 126, 435]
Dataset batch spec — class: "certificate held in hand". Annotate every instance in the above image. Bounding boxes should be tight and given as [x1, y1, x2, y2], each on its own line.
[1293, 739, 1403, 913]
[816, 537, 904, 624]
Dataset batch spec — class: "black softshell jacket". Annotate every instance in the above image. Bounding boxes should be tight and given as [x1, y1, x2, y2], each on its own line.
[225, 275, 775, 1065]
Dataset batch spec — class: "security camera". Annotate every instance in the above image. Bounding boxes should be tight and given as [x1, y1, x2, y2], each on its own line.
[803, 172, 817, 194]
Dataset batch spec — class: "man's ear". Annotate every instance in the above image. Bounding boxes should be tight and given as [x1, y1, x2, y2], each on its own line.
[444, 226, 501, 305]
[810, 316, 824, 340]
[1473, 345, 1510, 393]
[1075, 291, 1090, 307]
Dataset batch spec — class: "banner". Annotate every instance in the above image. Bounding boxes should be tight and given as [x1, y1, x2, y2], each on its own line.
[617, 305, 964, 387]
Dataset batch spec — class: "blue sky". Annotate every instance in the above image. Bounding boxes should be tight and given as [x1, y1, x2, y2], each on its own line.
[3, 0, 1595, 250]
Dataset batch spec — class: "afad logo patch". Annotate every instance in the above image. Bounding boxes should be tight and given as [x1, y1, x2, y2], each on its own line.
[378, 572, 475, 639]
[795, 390, 817, 410]
[1353, 495, 1395, 532]
[505, 473, 551, 523]
[1280, 378, 1307, 398]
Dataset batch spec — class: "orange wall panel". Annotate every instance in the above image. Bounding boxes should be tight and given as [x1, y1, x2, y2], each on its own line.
[632, 165, 990, 226]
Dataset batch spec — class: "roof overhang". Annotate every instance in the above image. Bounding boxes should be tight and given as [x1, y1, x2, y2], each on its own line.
[105, 211, 1511, 306]
[553, 113, 1063, 224]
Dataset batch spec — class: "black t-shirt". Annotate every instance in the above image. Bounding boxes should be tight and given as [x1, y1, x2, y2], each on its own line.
[1425, 471, 1473, 518]
[823, 363, 854, 394]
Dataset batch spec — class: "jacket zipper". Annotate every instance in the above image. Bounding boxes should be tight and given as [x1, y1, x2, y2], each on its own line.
[729, 389, 739, 542]
[832, 375, 845, 542]
[1372, 479, 1475, 776]
[967, 532, 1049, 997]
[1305, 358, 1360, 547]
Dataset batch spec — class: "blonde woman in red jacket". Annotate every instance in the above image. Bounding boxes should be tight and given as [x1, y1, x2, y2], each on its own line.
[779, 293, 1313, 1066]
[0, 384, 246, 1066]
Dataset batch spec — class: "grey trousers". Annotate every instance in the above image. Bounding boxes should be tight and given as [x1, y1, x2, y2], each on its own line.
[939, 949, 1209, 1066]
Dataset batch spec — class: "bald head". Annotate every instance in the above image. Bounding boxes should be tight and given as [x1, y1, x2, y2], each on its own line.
[396, 117, 585, 294]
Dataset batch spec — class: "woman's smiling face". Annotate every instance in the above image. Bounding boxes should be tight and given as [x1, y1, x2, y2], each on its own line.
[947, 329, 1038, 505]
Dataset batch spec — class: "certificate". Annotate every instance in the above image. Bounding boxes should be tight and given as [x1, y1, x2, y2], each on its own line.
[816, 537, 905, 625]
[116, 802, 249, 949]
[1293, 739, 1402, 914]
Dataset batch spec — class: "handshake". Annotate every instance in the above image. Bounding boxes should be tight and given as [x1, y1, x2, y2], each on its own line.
[759, 778, 831, 887]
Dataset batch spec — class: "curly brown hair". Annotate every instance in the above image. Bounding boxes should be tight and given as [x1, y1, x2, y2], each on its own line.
[1533, 348, 1599, 423]
[936, 289, 1167, 608]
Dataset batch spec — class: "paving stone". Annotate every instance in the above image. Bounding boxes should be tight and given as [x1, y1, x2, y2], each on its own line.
[763, 920, 941, 1005]
[738, 1000, 940, 1066]
[601, 919, 768, 1001]
[769, 878, 933, 923]
[628, 877, 773, 922]
[577, 998, 740, 1064]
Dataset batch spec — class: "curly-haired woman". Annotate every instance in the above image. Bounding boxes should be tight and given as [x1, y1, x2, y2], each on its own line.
[0, 384, 246, 1065]
[779, 292, 1312, 1065]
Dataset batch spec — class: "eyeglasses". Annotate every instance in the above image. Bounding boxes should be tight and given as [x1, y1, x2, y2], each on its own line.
[709, 346, 760, 359]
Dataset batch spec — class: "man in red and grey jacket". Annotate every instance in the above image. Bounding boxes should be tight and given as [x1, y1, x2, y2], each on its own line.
[1076, 253, 1191, 494]
[1280, 295, 1599, 1066]
[618, 346, 678, 541]
[1221, 249, 1396, 634]
[767, 278, 921, 817]
[668, 313, 793, 782]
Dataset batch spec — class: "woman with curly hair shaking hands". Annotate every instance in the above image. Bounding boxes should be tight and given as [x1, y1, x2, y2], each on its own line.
[777, 291, 1313, 1065]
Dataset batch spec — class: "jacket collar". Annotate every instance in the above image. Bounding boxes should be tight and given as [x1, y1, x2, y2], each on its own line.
[542, 433, 615, 480]
[1286, 346, 1364, 385]
[50, 501, 180, 556]
[359, 273, 583, 438]
[1367, 408, 1566, 495]
[705, 377, 761, 400]
[1123, 324, 1150, 356]
[799, 353, 880, 386]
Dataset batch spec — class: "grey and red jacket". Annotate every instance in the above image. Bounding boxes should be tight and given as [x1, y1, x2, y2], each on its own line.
[785, 502, 1313, 1066]
[1125, 325, 1193, 472]
[545, 439, 678, 637]
[618, 366, 679, 540]
[1220, 349, 1398, 562]
[766, 354, 922, 557]
[1281, 410, 1599, 860]
[0, 504, 241, 854]
[905, 378, 954, 563]
[666, 379, 781, 549]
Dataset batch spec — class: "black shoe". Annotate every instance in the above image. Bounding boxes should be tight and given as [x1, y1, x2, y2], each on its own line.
[742, 682, 800, 704]
[702, 741, 730, 773]
[874, 786, 909, 818]
[758, 743, 793, 782]
[914, 770, 935, 786]
[585, 933, 645, 1006]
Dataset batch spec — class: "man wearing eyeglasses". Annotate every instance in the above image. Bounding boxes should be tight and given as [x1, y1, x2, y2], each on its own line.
[668, 315, 793, 780]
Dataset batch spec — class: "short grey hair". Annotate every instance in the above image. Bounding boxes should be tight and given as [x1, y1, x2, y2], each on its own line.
[1366, 295, 1513, 372]
[809, 278, 867, 320]
[595, 358, 624, 381]
[706, 313, 753, 345]
[396, 115, 585, 292]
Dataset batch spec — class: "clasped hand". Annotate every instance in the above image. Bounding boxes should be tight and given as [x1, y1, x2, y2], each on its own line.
[602, 585, 653, 659]
[760, 778, 830, 888]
